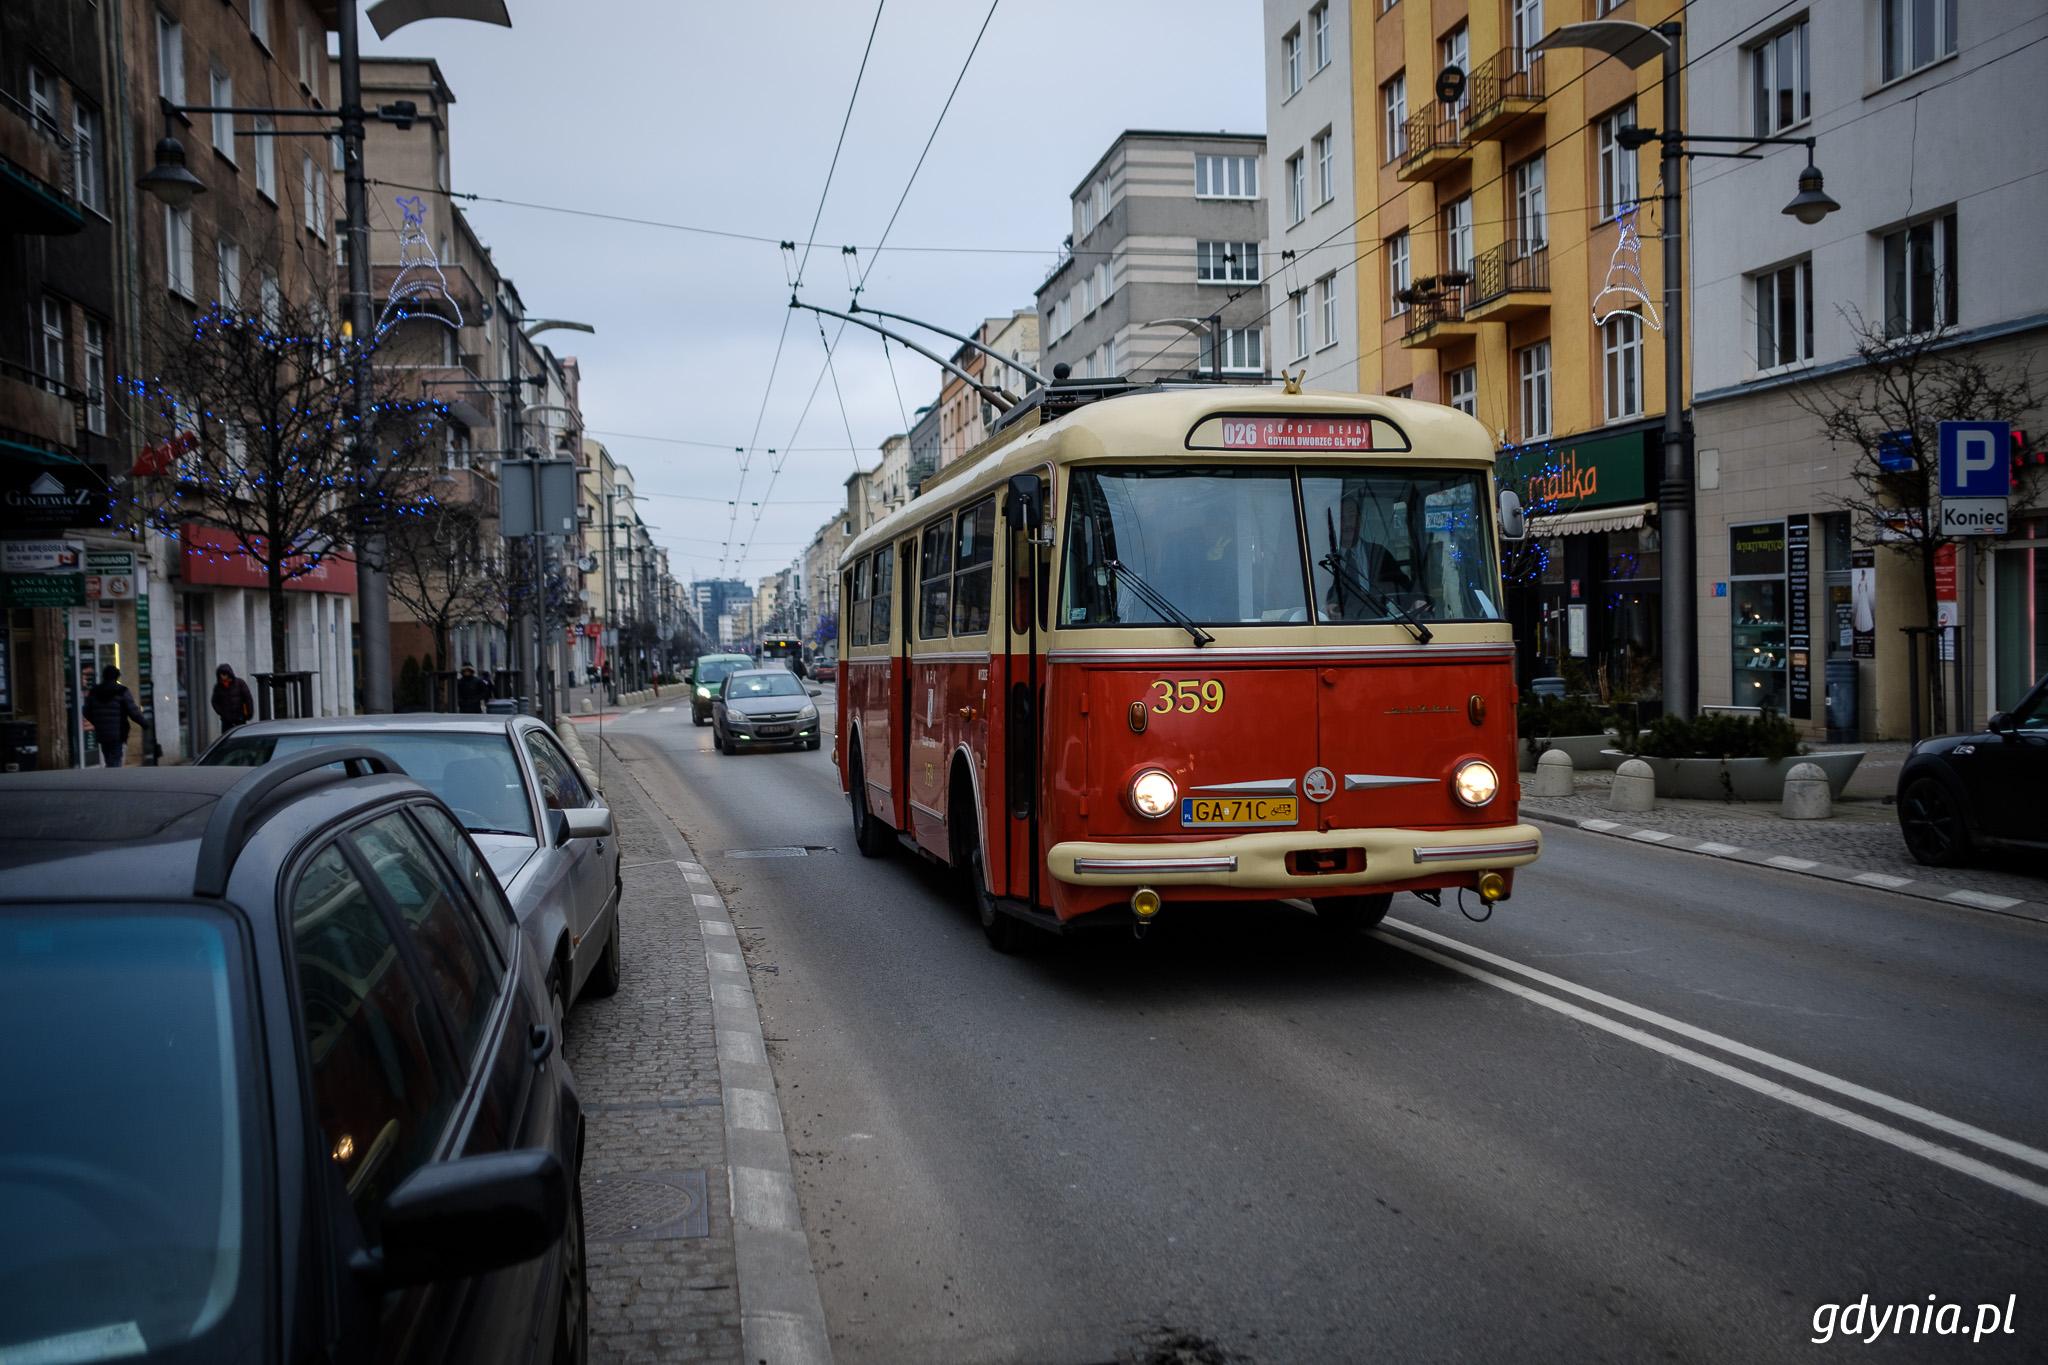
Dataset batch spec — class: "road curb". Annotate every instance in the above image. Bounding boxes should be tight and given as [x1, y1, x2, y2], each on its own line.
[1522, 806, 2048, 926]
[598, 733, 836, 1365]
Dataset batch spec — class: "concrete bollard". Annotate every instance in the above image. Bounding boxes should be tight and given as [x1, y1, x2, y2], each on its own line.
[1609, 758, 1657, 813]
[1530, 747, 1575, 797]
[1780, 761, 1832, 820]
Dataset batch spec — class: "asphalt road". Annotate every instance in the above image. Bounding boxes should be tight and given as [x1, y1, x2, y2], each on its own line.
[591, 700, 2048, 1365]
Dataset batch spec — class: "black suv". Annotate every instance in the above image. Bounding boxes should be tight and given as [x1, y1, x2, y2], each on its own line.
[0, 752, 586, 1364]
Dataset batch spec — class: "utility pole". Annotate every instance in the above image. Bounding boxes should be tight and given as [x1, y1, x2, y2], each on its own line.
[1656, 21, 1695, 720]
[338, 0, 390, 712]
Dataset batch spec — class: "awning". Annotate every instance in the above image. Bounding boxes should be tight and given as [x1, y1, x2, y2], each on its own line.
[1538, 502, 1656, 537]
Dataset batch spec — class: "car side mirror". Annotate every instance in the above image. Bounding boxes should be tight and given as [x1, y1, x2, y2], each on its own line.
[552, 807, 612, 846]
[1987, 711, 2014, 734]
[807, 687, 822, 697]
[1498, 489, 1528, 542]
[359, 1149, 567, 1291]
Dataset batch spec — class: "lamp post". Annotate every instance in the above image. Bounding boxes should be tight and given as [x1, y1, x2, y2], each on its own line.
[1144, 316, 1224, 381]
[1533, 18, 1838, 720]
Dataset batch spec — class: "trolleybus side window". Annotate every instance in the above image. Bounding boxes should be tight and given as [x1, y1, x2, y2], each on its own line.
[1061, 466, 1308, 626]
[952, 496, 996, 636]
[918, 521, 953, 639]
[870, 548, 893, 646]
[1301, 469, 1502, 622]
[849, 558, 871, 647]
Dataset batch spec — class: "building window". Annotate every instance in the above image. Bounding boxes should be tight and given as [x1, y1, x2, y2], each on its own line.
[1387, 230, 1410, 315]
[1388, 385, 1413, 400]
[1201, 327, 1264, 374]
[1603, 312, 1645, 421]
[217, 239, 243, 306]
[1196, 240, 1261, 284]
[1511, 0, 1545, 56]
[1317, 273, 1338, 348]
[83, 316, 107, 435]
[1194, 153, 1258, 199]
[1313, 129, 1334, 205]
[73, 100, 106, 215]
[1078, 192, 1094, 238]
[27, 65, 59, 136]
[1104, 334, 1119, 377]
[1080, 273, 1094, 316]
[1441, 195, 1473, 275]
[1511, 154, 1546, 251]
[1518, 340, 1552, 439]
[1092, 181, 1108, 230]
[1312, 4, 1331, 71]
[1383, 72, 1408, 161]
[1448, 365, 1476, 416]
[251, 0, 272, 48]
[1095, 259, 1112, 304]
[157, 13, 185, 103]
[1440, 23, 1470, 129]
[1881, 0, 1957, 83]
[210, 69, 236, 161]
[1597, 101, 1638, 220]
[1750, 19, 1810, 136]
[260, 272, 281, 328]
[1754, 257, 1814, 369]
[253, 117, 276, 199]
[1882, 210, 1958, 336]
[39, 297, 68, 390]
[165, 204, 195, 298]
[1282, 27, 1302, 97]
[303, 155, 328, 240]
[1286, 152, 1306, 225]
[1292, 291, 1311, 361]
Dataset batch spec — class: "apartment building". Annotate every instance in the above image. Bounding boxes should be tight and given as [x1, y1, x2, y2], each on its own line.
[1036, 130, 1270, 384]
[1688, 0, 2048, 737]
[936, 310, 1038, 468]
[1355, 0, 1681, 698]
[1264, 0, 1358, 388]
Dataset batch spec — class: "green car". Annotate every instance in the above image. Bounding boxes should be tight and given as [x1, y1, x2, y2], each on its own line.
[689, 653, 753, 726]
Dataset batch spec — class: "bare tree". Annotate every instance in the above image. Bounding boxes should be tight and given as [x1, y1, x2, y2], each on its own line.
[384, 497, 503, 672]
[1790, 313, 2042, 722]
[129, 297, 449, 676]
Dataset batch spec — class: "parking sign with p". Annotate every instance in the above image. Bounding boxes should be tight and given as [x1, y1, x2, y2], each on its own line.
[1938, 420, 2010, 536]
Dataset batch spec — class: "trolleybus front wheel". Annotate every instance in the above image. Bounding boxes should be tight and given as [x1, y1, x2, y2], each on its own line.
[848, 744, 894, 858]
[1314, 893, 1393, 940]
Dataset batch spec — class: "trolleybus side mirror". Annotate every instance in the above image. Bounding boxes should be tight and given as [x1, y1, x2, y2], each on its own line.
[1498, 489, 1528, 542]
[1005, 474, 1042, 531]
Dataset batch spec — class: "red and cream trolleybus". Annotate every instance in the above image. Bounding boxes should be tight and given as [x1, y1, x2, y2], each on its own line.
[834, 382, 1541, 951]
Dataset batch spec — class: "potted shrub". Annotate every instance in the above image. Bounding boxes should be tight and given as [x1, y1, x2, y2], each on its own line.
[1604, 711, 1865, 800]
[1517, 695, 1618, 772]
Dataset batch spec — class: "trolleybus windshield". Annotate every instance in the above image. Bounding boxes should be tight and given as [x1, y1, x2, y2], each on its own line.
[1060, 465, 1502, 628]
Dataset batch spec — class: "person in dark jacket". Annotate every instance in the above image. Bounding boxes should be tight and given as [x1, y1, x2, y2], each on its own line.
[211, 664, 255, 735]
[456, 665, 495, 713]
[81, 666, 147, 768]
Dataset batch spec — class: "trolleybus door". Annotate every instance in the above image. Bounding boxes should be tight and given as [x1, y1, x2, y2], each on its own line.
[1001, 473, 1048, 911]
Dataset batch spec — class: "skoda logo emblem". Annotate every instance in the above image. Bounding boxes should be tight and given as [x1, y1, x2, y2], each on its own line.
[1302, 766, 1336, 803]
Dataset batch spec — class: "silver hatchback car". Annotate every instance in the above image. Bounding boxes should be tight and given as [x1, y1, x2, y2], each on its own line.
[202, 713, 623, 1018]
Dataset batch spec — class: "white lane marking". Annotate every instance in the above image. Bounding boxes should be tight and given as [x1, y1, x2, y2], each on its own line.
[693, 892, 723, 908]
[659, 706, 677, 713]
[1697, 841, 1744, 855]
[1375, 928, 2048, 1210]
[1945, 889, 2023, 910]
[1382, 918, 2048, 1175]
[1853, 871, 1915, 889]
[1581, 819, 1621, 831]
[1767, 855, 1820, 870]
[1629, 829, 1675, 843]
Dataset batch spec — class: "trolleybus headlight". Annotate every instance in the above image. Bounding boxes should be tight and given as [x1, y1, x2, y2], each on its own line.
[1129, 769, 1178, 819]
[1451, 759, 1499, 807]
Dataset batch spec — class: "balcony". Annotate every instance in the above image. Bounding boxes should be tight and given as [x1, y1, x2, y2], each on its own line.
[1467, 48, 1545, 141]
[1398, 280, 1478, 350]
[409, 364, 497, 432]
[433, 463, 501, 518]
[1397, 108, 1467, 183]
[372, 259, 488, 330]
[0, 90, 83, 235]
[1465, 243, 1551, 322]
[0, 357, 84, 456]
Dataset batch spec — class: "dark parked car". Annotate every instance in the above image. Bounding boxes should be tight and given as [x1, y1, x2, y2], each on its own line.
[688, 653, 752, 726]
[713, 668, 823, 754]
[1897, 672, 2048, 867]
[201, 714, 622, 1024]
[0, 754, 585, 1363]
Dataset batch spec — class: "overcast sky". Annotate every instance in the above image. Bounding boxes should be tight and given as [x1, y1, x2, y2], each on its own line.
[358, 0, 1263, 587]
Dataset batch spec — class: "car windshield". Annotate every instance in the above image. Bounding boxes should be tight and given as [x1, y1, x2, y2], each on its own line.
[203, 731, 534, 837]
[696, 659, 744, 685]
[727, 673, 804, 699]
[1302, 469, 1502, 622]
[0, 908, 264, 1362]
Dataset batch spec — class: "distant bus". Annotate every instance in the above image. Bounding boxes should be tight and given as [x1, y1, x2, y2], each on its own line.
[757, 633, 806, 675]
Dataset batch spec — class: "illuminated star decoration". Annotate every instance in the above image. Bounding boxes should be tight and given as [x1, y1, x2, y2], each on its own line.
[376, 194, 465, 335]
[1591, 202, 1662, 332]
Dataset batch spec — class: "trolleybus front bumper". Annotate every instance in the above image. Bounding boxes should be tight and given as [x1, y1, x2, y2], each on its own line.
[1048, 823, 1541, 891]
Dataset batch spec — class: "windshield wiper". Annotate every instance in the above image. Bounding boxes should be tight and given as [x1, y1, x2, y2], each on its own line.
[464, 826, 530, 838]
[1320, 551, 1433, 645]
[1106, 558, 1214, 647]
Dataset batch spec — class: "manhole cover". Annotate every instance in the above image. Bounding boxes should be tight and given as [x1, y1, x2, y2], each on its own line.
[583, 1169, 709, 1242]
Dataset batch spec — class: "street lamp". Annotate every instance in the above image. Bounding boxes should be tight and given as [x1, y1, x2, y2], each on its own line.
[1145, 316, 1224, 381]
[1534, 17, 1838, 720]
[138, 137, 207, 207]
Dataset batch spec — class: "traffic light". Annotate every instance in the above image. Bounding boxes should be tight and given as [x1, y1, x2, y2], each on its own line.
[2012, 429, 2044, 492]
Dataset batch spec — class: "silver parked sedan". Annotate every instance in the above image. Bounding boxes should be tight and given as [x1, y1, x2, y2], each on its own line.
[712, 667, 823, 753]
[201, 713, 623, 1018]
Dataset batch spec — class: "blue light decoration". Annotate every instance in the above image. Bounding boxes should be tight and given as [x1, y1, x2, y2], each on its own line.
[1494, 438, 1568, 585]
[376, 194, 463, 336]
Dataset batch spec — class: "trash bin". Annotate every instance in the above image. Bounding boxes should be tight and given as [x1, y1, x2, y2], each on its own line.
[1825, 658, 1858, 742]
[485, 697, 520, 716]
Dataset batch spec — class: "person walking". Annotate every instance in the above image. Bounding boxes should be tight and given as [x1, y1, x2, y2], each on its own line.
[211, 664, 255, 736]
[456, 664, 495, 714]
[81, 666, 147, 768]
